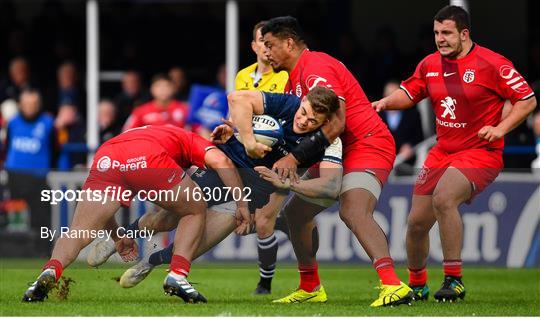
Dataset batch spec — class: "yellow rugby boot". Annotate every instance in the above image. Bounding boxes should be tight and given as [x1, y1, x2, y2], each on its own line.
[370, 281, 414, 307]
[272, 286, 327, 303]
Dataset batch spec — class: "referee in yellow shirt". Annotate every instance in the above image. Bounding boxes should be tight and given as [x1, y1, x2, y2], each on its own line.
[235, 21, 288, 93]
[235, 21, 288, 295]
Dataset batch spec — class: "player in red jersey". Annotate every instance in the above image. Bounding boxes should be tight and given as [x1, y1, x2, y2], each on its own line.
[372, 5, 536, 302]
[122, 74, 190, 131]
[22, 125, 250, 303]
[261, 17, 413, 306]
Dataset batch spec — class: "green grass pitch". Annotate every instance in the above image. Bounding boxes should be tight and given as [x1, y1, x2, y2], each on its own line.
[1, 259, 539, 316]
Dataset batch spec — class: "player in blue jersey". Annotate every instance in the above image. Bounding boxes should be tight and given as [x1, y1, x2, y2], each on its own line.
[87, 87, 343, 296]
[187, 87, 341, 212]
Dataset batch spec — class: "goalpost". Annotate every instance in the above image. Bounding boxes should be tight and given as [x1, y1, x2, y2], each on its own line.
[85, 0, 239, 163]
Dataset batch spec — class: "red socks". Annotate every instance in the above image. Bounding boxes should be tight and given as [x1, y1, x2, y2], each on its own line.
[373, 257, 401, 285]
[408, 260, 461, 286]
[408, 267, 427, 286]
[298, 263, 320, 292]
[443, 259, 462, 277]
[170, 254, 191, 277]
[43, 259, 63, 282]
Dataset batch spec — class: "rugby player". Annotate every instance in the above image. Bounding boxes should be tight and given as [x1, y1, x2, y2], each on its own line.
[372, 5, 536, 302]
[22, 125, 250, 303]
[261, 16, 412, 306]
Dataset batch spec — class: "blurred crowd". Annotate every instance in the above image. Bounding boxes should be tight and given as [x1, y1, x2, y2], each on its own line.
[0, 56, 234, 163]
[1, 55, 538, 174]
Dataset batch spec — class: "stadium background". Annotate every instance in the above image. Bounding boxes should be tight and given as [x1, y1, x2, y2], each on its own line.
[0, 0, 539, 287]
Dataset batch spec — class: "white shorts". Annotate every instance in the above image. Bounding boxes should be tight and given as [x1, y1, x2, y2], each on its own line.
[209, 201, 237, 215]
[340, 171, 382, 200]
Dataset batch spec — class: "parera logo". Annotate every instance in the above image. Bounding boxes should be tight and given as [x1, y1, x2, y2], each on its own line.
[97, 156, 112, 172]
[440, 96, 457, 120]
[113, 156, 147, 172]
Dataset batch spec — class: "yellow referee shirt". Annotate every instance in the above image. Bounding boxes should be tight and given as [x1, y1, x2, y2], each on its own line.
[235, 62, 288, 93]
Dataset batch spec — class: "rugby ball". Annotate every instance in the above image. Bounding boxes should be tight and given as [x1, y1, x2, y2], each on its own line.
[235, 114, 284, 147]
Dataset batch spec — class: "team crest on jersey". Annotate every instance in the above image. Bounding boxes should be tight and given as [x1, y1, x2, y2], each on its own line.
[269, 84, 277, 92]
[462, 69, 475, 83]
[295, 84, 302, 97]
[416, 166, 430, 185]
[440, 96, 457, 120]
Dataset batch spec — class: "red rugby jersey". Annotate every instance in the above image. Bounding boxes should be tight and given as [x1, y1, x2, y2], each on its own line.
[400, 44, 534, 153]
[285, 49, 387, 145]
[108, 125, 214, 168]
[122, 100, 189, 131]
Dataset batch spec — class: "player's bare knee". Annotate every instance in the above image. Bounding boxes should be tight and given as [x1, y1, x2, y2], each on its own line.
[255, 213, 274, 236]
[188, 198, 207, 216]
[170, 190, 207, 216]
[338, 208, 359, 230]
[256, 222, 273, 238]
[432, 192, 457, 215]
[407, 216, 430, 236]
[255, 216, 269, 232]
[339, 203, 371, 223]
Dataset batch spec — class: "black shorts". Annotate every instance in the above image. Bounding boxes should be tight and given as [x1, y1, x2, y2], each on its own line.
[190, 167, 276, 213]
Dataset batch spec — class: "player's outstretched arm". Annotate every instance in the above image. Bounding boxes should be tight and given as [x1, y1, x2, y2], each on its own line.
[478, 96, 537, 142]
[255, 161, 342, 199]
[292, 161, 342, 199]
[372, 88, 415, 112]
[228, 90, 272, 158]
[204, 148, 252, 234]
